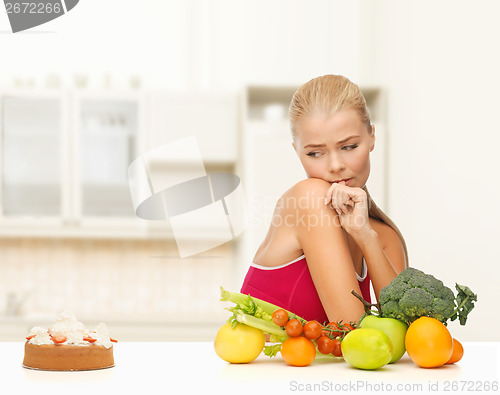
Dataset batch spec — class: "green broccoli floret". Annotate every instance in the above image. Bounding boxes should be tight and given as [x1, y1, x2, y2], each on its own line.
[399, 288, 434, 317]
[379, 267, 477, 325]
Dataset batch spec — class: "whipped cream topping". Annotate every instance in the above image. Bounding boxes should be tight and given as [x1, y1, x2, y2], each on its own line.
[28, 326, 52, 345]
[27, 310, 113, 349]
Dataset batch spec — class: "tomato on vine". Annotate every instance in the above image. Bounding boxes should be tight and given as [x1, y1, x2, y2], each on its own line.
[331, 338, 343, 357]
[271, 309, 289, 327]
[285, 318, 303, 337]
[316, 336, 334, 354]
[324, 322, 342, 338]
[303, 320, 322, 340]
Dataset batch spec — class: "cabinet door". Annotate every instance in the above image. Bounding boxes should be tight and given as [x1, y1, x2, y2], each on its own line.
[1, 95, 64, 218]
[75, 96, 139, 217]
[146, 92, 238, 164]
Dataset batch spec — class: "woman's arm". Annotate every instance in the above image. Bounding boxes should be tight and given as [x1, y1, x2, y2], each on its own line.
[287, 179, 365, 323]
[325, 180, 407, 301]
[351, 226, 407, 301]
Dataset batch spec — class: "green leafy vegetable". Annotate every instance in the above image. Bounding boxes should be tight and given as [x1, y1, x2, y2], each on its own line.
[377, 267, 477, 325]
[453, 284, 478, 325]
[263, 343, 282, 357]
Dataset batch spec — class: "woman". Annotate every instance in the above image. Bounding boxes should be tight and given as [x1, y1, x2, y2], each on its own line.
[240, 75, 408, 324]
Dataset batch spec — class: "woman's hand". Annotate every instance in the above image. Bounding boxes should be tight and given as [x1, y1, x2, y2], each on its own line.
[324, 181, 372, 237]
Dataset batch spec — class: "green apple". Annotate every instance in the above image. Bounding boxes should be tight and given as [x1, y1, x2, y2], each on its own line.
[359, 315, 408, 363]
[341, 328, 393, 370]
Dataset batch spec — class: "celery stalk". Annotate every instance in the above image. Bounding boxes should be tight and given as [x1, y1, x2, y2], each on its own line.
[236, 311, 288, 339]
[220, 287, 306, 323]
[220, 287, 280, 315]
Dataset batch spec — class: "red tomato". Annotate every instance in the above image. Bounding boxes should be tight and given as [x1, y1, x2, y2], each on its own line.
[303, 320, 322, 340]
[331, 338, 343, 357]
[272, 309, 289, 327]
[316, 336, 334, 354]
[285, 319, 303, 337]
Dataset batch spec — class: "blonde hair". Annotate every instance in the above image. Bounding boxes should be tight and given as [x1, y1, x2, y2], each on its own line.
[289, 74, 409, 266]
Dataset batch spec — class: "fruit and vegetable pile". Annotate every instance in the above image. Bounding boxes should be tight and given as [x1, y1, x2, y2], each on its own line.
[214, 267, 477, 370]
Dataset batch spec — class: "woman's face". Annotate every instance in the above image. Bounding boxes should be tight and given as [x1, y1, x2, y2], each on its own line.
[292, 108, 375, 188]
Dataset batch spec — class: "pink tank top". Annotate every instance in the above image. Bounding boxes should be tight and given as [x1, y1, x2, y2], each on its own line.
[240, 255, 371, 324]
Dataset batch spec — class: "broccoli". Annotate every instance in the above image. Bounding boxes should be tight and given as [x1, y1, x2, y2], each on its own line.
[378, 267, 477, 325]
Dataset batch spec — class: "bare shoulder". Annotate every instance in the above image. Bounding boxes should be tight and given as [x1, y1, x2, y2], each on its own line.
[288, 177, 331, 193]
[252, 179, 332, 266]
[280, 178, 331, 211]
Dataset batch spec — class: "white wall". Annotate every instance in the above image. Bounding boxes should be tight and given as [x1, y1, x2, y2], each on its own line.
[363, 1, 500, 341]
[0, 0, 497, 340]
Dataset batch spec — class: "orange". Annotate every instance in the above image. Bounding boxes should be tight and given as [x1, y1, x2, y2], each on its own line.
[280, 336, 316, 367]
[405, 317, 453, 368]
[446, 338, 464, 364]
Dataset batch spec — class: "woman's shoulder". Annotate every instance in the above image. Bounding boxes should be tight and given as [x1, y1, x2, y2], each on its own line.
[279, 178, 331, 209]
[287, 178, 331, 193]
[274, 178, 331, 213]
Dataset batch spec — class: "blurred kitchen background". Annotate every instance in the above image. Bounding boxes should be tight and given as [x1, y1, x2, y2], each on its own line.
[0, 1, 498, 341]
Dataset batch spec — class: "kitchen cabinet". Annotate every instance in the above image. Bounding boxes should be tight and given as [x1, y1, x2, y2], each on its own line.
[0, 89, 240, 240]
[1, 92, 66, 219]
[73, 92, 141, 220]
[0, 89, 142, 236]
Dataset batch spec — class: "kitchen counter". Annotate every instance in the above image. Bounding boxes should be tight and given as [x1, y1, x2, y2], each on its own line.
[1, 342, 499, 394]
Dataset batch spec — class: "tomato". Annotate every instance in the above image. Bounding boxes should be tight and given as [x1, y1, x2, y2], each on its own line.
[316, 336, 334, 354]
[285, 318, 303, 337]
[214, 323, 265, 363]
[280, 336, 316, 366]
[272, 309, 289, 327]
[331, 338, 342, 357]
[405, 317, 453, 368]
[446, 338, 464, 364]
[341, 328, 393, 370]
[303, 320, 322, 340]
[343, 323, 355, 332]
